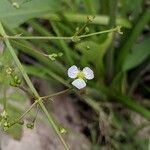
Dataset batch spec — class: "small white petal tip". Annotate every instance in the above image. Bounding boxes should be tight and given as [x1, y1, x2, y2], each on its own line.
[67, 65, 79, 79]
[83, 67, 94, 80]
[72, 79, 86, 89]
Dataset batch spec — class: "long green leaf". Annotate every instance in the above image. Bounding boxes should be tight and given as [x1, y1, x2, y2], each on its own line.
[0, 0, 59, 28]
[123, 37, 150, 71]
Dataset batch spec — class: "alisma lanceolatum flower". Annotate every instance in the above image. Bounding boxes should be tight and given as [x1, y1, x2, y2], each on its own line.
[67, 65, 94, 89]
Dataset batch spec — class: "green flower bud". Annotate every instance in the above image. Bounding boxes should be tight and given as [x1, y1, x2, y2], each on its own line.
[3, 126, 9, 132]
[87, 16, 95, 22]
[71, 36, 80, 42]
[18, 120, 24, 125]
[75, 27, 79, 32]
[48, 53, 58, 61]
[85, 27, 89, 33]
[6, 67, 13, 75]
[10, 81, 15, 86]
[14, 75, 20, 83]
[10, 75, 21, 86]
[16, 79, 21, 85]
[3, 121, 10, 128]
[26, 123, 34, 129]
[86, 46, 90, 50]
[116, 26, 123, 34]
[3, 122, 8, 127]
[58, 52, 63, 57]
[12, 2, 20, 8]
[59, 127, 67, 134]
[1, 111, 8, 119]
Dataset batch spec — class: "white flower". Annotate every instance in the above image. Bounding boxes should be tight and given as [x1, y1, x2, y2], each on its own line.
[67, 65, 94, 89]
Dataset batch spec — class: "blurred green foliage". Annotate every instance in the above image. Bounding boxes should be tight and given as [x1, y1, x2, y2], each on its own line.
[0, 0, 150, 149]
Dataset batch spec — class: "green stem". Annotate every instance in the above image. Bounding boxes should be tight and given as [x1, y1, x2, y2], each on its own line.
[0, 22, 69, 150]
[32, 104, 39, 123]
[10, 100, 38, 126]
[17, 85, 33, 97]
[0, 26, 120, 40]
[3, 86, 7, 111]
[106, 0, 118, 82]
[11, 88, 71, 126]
[79, 27, 118, 38]
[1, 35, 71, 40]
[41, 88, 72, 100]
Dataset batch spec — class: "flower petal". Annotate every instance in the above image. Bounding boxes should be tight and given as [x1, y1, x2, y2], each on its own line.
[67, 65, 79, 79]
[72, 79, 86, 89]
[83, 67, 94, 80]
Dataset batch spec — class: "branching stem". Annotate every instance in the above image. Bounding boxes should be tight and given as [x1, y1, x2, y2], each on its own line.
[0, 22, 70, 150]
[0, 26, 120, 41]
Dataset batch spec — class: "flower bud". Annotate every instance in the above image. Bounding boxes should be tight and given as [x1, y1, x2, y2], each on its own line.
[86, 46, 90, 50]
[26, 123, 34, 129]
[87, 16, 95, 22]
[6, 67, 13, 75]
[58, 52, 63, 57]
[116, 26, 123, 34]
[71, 36, 80, 42]
[59, 127, 67, 134]
[18, 120, 24, 125]
[48, 53, 57, 61]
[85, 27, 89, 33]
[3, 126, 9, 132]
[12, 2, 20, 8]
[1, 111, 8, 119]
[3, 121, 10, 127]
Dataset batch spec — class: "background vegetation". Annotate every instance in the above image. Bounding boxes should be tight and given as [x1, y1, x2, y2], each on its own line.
[0, 0, 150, 149]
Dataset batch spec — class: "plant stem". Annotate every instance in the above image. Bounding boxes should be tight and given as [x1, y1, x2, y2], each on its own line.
[0, 22, 69, 150]
[0, 26, 119, 41]
[1, 36, 71, 40]
[10, 100, 38, 126]
[3, 86, 7, 111]
[79, 27, 118, 38]
[17, 85, 33, 97]
[10, 88, 71, 126]
[106, 0, 118, 82]
[41, 88, 72, 100]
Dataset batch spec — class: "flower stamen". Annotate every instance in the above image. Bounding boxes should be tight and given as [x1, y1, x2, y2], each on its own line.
[77, 71, 85, 79]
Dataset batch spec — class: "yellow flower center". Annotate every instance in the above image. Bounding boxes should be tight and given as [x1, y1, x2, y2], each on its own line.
[77, 71, 85, 79]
